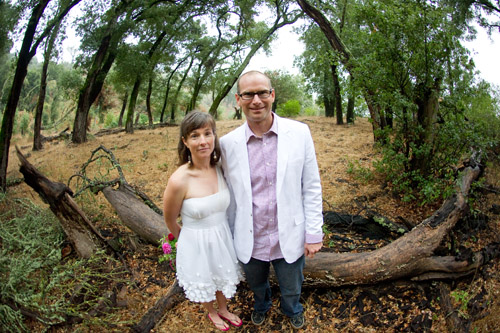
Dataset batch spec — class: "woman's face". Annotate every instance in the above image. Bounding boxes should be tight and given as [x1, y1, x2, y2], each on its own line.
[182, 124, 215, 160]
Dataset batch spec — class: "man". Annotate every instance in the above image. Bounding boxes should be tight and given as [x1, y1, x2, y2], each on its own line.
[220, 70, 323, 329]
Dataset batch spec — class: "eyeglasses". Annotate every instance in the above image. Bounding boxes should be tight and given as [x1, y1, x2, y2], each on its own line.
[238, 89, 273, 100]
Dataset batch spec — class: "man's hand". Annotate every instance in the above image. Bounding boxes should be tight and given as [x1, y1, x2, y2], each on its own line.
[304, 242, 322, 259]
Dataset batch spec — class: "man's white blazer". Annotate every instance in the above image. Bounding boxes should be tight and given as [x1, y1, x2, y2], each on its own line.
[220, 114, 323, 264]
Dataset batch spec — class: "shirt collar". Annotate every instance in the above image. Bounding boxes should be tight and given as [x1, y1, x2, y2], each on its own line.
[245, 113, 278, 142]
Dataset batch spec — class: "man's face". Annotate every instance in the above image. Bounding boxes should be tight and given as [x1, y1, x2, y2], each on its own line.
[235, 73, 275, 125]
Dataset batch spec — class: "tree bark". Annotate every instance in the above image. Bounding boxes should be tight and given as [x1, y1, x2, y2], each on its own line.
[101, 184, 169, 244]
[124, 79, 142, 133]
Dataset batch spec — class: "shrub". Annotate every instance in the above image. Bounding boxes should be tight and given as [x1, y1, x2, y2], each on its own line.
[277, 99, 301, 117]
[0, 196, 128, 331]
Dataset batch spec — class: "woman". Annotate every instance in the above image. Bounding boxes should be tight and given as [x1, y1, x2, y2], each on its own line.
[163, 111, 244, 331]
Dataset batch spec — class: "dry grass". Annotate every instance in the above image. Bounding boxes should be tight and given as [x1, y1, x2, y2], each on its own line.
[5, 116, 500, 332]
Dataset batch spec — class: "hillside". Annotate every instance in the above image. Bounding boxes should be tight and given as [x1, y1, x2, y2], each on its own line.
[5, 116, 500, 332]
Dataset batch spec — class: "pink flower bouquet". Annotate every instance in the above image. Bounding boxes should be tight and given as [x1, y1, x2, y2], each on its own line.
[159, 233, 177, 271]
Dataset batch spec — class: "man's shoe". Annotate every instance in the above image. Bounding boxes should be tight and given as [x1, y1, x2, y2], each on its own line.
[251, 311, 266, 326]
[290, 312, 305, 329]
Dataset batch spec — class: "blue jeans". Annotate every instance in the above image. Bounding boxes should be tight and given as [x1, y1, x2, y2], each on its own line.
[242, 255, 305, 317]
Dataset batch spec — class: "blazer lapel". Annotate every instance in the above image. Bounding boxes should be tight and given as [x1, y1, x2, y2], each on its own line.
[276, 116, 290, 197]
[232, 126, 252, 198]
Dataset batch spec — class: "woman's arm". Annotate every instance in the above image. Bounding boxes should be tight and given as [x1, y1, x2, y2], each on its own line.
[162, 172, 186, 239]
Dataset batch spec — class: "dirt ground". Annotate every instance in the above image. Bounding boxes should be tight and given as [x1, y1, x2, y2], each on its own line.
[6, 116, 500, 332]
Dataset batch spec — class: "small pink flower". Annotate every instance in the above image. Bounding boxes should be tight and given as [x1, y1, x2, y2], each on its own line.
[162, 242, 172, 254]
[168, 233, 175, 241]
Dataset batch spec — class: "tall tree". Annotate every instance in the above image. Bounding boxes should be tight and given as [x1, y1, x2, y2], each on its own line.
[0, 0, 80, 191]
[33, 21, 62, 151]
[297, 0, 384, 134]
[71, 0, 130, 143]
[124, 31, 167, 133]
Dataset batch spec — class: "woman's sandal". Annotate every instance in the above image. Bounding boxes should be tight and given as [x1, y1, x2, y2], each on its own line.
[218, 312, 243, 327]
[208, 313, 230, 331]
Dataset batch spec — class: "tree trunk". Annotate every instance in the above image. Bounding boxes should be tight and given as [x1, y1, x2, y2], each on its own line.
[170, 57, 194, 121]
[118, 91, 128, 127]
[101, 162, 483, 287]
[332, 63, 343, 124]
[0, 0, 51, 191]
[125, 78, 142, 133]
[130, 280, 184, 333]
[160, 56, 188, 123]
[72, 19, 120, 143]
[411, 79, 441, 173]
[323, 94, 334, 117]
[16, 147, 107, 258]
[323, 70, 334, 117]
[146, 77, 154, 127]
[33, 21, 61, 151]
[124, 32, 166, 132]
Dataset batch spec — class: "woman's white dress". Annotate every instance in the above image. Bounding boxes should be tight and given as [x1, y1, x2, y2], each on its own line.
[176, 166, 244, 303]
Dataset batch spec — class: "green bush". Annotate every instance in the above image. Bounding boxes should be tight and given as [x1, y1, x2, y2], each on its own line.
[303, 106, 319, 116]
[0, 196, 128, 331]
[277, 99, 301, 117]
[105, 113, 118, 128]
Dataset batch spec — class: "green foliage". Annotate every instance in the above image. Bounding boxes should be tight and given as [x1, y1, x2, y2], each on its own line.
[374, 80, 500, 204]
[17, 112, 30, 136]
[0, 196, 129, 330]
[346, 159, 374, 182]
[138, 113, 149, 125]
[265, 69, 308, 110]
[451, 289, 472, 319]
[104, 112, 118, 128]
[277, 99, 301, 117]
[303, 106, 319, 116]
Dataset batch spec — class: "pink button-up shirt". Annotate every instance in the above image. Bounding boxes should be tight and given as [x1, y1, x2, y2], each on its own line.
[246, 120, 282, 261]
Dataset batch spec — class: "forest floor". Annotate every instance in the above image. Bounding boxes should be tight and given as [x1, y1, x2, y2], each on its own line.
[6, 116, 500, 332]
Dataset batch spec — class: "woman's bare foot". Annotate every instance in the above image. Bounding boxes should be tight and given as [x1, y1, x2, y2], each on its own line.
[208, 313, 229, 331]
[218, 310, 242, 327]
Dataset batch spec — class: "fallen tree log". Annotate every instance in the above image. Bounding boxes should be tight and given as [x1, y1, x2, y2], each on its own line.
[16, 146, 107, 258]
[101, 184, 168, 245]
[302, 165, 482, 287]
[130, 280, 184, 333]
[42, 126, 70, 143]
